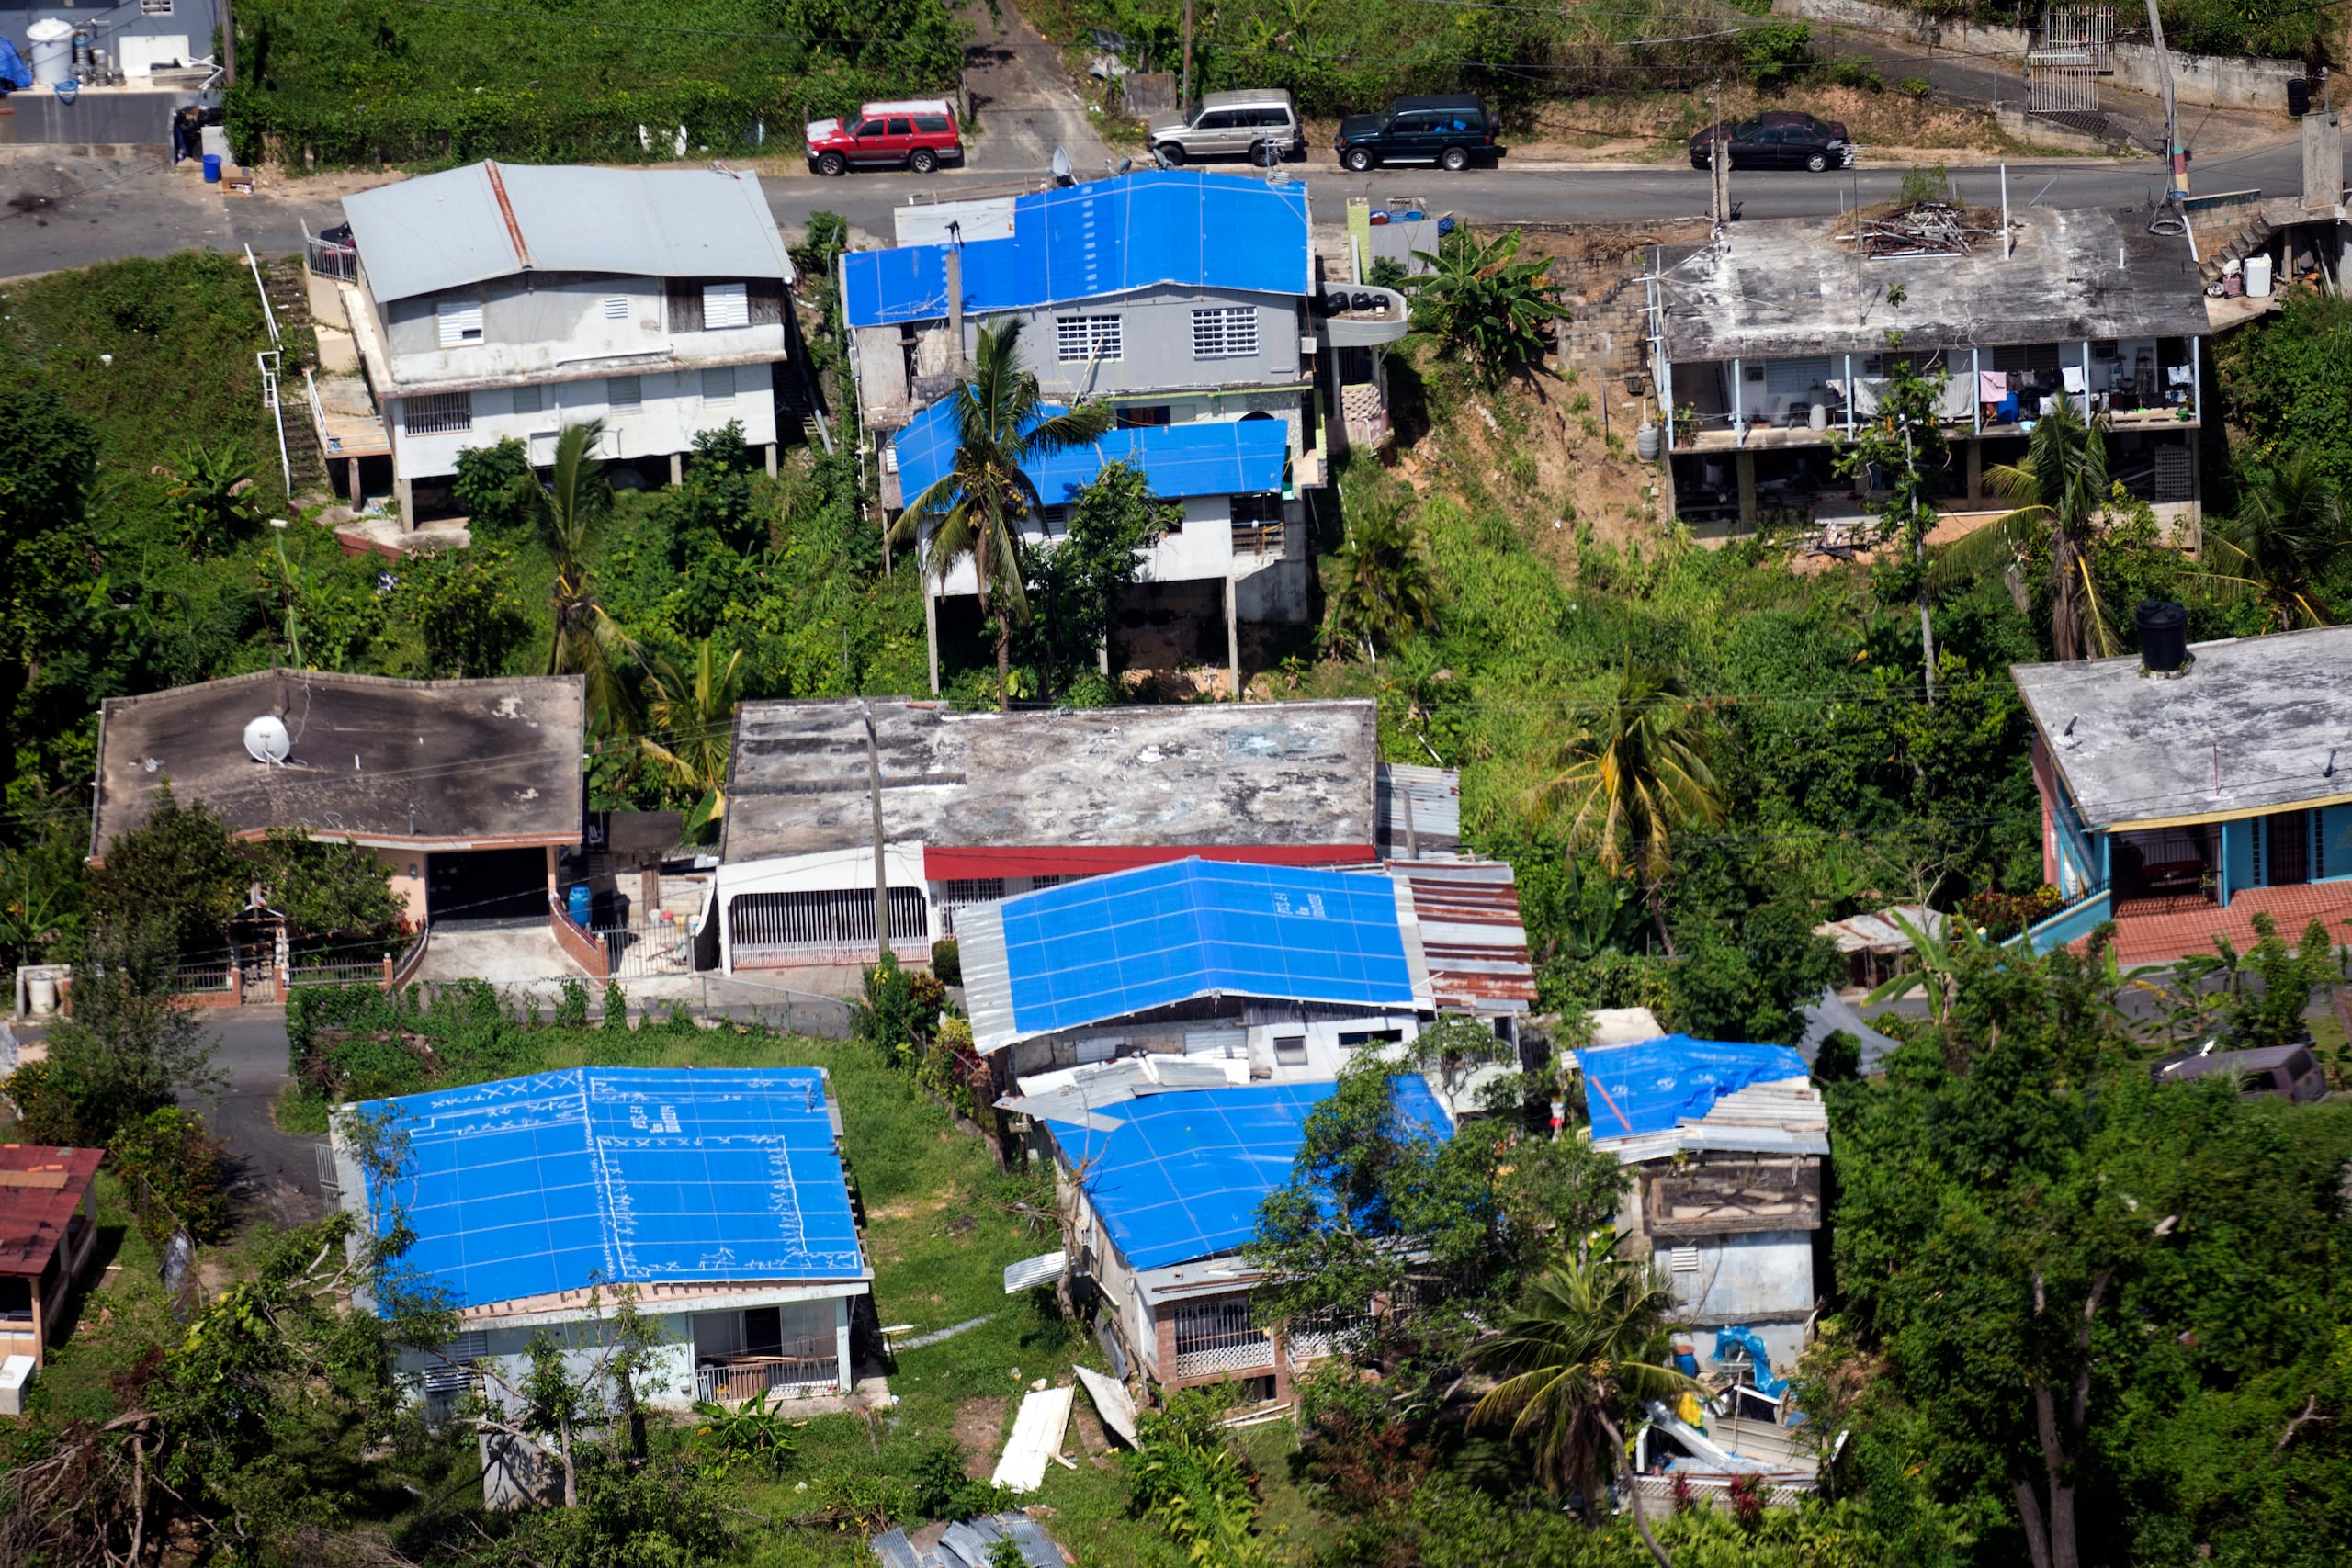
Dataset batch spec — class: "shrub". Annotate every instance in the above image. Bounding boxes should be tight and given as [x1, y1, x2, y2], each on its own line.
[930, 938, 962, 987]
[553, 978, 589, 1029]
[909, 1438, 1017, 1521]
[603, 980, 630, 1032]
[1898, 75, 1931, 99]
[451, 437, 537, 535]
[1741, 22, 1814, 88]
[1959, 885, 2062, 940]
[110, 1107, 232, 1241]
[1825, 56, 1883, 92]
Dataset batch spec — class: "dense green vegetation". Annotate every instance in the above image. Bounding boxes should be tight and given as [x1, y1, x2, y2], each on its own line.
[223, 0, 965, 167]
[1878, 0, 2333, 62]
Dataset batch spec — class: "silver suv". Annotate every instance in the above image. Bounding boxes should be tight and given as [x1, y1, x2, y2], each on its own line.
[1148, 90, 1305, 167]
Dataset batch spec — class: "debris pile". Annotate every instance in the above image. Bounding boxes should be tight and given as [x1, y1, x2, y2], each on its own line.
[1838, 200, 2002, 259]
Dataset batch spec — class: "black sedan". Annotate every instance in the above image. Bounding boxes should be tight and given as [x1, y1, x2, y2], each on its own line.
[1688, 113, 1853, 172]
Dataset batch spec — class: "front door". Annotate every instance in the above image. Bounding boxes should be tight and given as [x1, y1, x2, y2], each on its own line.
[2267, 809, 2311, 886]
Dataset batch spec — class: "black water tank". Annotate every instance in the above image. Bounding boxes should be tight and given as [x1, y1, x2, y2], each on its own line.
[2138, 600, 2189, 672]
[2289, 77, 2312, 116]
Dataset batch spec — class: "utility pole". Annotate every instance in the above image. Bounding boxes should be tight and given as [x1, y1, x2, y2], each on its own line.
[2143, 0, 2188, 200]
[1181, 0, 1193, 116]
[220, 0, 235, 85]
[1709, 79, 1730, 230]
[1907, 417, 1935, 708]
[859, 701, 892, 964]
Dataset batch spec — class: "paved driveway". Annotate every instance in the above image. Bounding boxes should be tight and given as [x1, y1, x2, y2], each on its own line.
[195, 1010, 332, 1227]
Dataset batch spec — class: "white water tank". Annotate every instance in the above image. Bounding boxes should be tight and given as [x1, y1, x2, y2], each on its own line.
[26, 17, 74, 85]
[2244, 253, 2274, 298]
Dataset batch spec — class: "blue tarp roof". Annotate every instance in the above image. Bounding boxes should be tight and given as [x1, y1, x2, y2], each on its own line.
[1001, 859, 1416, 1037]
[842, 170, 1311, 328]
[1572, 1036, 1810, 1137]
[358, 1067, 865, 1310]
[894, 394, 1288, 508]
[1076, 1077, 1452, 1270]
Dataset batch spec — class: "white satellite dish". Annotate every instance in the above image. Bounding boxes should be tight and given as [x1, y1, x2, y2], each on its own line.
[244, 715, 292, 765]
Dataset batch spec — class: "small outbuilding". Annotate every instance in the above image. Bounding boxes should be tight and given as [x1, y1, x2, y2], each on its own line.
[337, 1066, 872, 1414]
[0, 1145, 104, 1409]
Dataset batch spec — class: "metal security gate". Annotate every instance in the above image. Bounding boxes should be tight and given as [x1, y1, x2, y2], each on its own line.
[728, 887, 929, 964]
[2027, 6, 2111, 133]
[596, 921, 695, 978]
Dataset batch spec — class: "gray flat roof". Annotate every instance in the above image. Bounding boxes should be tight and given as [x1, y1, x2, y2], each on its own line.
[345, 162, 794, 304]
[2012, 626, 2352, 829]
[95, 671, 585, 853]
[1657, 204, 2208, 361]
[721, 699, 1377, 863]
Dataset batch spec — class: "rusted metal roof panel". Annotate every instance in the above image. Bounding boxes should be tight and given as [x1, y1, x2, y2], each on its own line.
[1387, 859, 1536, 1011]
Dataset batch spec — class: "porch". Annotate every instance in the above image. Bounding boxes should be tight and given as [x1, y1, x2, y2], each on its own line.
[2102, 880, 2352, 967]
[693, 1353, 844, 1405]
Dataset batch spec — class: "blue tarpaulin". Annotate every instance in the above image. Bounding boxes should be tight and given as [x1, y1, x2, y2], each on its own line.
[1572, 1036, 1810, 1137]
[1001, 859, 1415, 1038]
[1075, 1077, 1452, 1270]
[894, 394, 1288, 509]
[357, 1067, 865, 1311]
[0, 40, 30, 90]
[842, 170, 1311, 328]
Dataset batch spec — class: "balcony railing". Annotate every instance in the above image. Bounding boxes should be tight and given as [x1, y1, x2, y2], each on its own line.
[695, 1355, 841, 1405]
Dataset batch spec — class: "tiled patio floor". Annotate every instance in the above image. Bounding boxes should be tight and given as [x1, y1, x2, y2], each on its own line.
[2101, 880, 2352, 966]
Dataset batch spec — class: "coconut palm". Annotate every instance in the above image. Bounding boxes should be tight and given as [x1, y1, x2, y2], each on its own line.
[1935, 400, 2118, 660]
[2197, 453, 2347, 628]
[888, 321, 1113, 710]
[1325, 502, 1437, 664]
[540, 421, 636, 732]
[1470, 1241, 1698, 1567]
[1525, 660, 1723, 954]
[638, 637, 744, 840]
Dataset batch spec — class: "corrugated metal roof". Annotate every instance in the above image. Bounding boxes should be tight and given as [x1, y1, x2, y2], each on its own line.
[894, 393, 1289, 508]
[345, 162, 794, 304]
[1387, 859, 1536, 1012]
[1376, 763, 1462, 857]
[842, 169, 1311, 327]
[1002, 1249, 1068, 1293]
[1813, 904, 1941, 955]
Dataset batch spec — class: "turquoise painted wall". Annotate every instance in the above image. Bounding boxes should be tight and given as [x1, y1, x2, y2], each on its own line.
[2324, 805, 2352, 880]
[2222, 817, 2257, 904]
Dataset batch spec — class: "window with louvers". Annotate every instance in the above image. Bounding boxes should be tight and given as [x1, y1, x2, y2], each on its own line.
[1193, 307, 1259, 360]
[704, 283, 751, 329]
[403, 393, 472, 434]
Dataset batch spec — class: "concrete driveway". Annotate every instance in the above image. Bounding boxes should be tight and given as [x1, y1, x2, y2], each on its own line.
[958, 0, 1111, 176]
[195, 1010, 332, 1228]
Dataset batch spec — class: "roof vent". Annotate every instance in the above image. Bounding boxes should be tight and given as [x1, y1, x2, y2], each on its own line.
[2136, 600, 2191, 677]
[244, 715, 292, 765]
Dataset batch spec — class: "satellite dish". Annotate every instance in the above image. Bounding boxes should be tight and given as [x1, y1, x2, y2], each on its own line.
[244, 715, 292, 765]
[1051, 146, 1072, 185]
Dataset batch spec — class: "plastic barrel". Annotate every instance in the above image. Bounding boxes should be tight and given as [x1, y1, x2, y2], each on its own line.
[567, 884, 592, 926]
[202, 152, 222, 183]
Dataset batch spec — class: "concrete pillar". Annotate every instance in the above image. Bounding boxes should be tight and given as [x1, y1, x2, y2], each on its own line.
[1965, 438, 1983, 504]
[1736, 450, 1757, 528]
[1225, 574, 1241, 700]
[2303, 111, 2343, 211]
[395, 476, 414, 531]
[924, 586, 941, 697]
[763, 442, 778, 478]
[345, 456, 361, 504]
[832, 1294, 854, 1393]
[670, 452, 684, 487]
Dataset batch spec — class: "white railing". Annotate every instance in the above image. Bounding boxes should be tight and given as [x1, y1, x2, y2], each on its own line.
[243, 243, 281, 348]
[258, 351, 291, 495]
[1173, 1339, 1276, 1381]
[304, 367, 332, 456]
[694, 1357, 841, 1404]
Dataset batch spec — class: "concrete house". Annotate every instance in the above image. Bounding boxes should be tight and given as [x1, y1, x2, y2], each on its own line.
[0, 1145, 103, 1412]
[1649, 205, 2210, 534]
[92, 670, 586, 942]
[711, 696, 1421, 973]
[2013, 622, 2352, 965]
[325, 162, 797, 524]
[1576, 1036, 1828, 1380]
[338, 1067, 872, 1414]
[842, 172, 1390, 693]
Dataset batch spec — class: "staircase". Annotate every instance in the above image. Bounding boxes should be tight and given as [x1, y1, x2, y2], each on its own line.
[775, 359, 831, 451]
[2197, 209, 2275, 288]
[260, 257, 334, 496]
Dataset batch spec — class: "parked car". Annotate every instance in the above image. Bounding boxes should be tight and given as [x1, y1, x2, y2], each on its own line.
[1687, 112, 1853, 172]
[2156, 1043, 2329, 1102]
[1149, 89, 1304, 166]
[1334, 94, 1500, 173]
[806, 98, 964, 176]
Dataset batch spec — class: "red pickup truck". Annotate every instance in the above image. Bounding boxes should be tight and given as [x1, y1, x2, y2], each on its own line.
[806, 99, 964, 176]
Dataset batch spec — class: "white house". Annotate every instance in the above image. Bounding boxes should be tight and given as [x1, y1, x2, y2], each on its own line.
[841, 171, 1408, 694]
[330, 161, 797, 525]
[336, 1066, 872, 1416]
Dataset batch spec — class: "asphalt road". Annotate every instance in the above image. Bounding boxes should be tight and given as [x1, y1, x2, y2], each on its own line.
[3, 131, 2325, 281]
[195, 1010, 332, 1228]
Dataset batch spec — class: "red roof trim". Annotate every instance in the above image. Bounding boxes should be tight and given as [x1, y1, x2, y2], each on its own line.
[923, 843, 1380, 881]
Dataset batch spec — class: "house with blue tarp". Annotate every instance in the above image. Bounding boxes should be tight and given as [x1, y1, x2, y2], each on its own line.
[1022, 1069, 1454, 1399]
[334, 1066, 872, 1415]
[840, 169, 1408, 696]
[1574, 1036, 1827, 1380]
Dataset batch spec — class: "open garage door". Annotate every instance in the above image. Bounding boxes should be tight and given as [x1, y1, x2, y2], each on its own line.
[427, 848, 548, 926]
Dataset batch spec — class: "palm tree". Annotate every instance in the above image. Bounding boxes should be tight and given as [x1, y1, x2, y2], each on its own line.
[1525, 660, 1723, 954]
[1470, 1242, 1698, 1567]
[888, 321, 1113, 710]
[539, 421, 635, 732]
[1935, 400, 2117, 660]
[639, 637, 744, 840]
[2197, 452, 2346, 628]
[1325, 502, 1437, 664]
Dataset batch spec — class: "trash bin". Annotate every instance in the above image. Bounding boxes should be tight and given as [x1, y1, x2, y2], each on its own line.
[2289, 77, 2311, 116]
[566, 884, 592, 926]
[202, 152, 221, 183]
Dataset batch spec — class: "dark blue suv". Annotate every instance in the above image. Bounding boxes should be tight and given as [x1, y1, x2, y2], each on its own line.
[1335, 94, 1501, 173]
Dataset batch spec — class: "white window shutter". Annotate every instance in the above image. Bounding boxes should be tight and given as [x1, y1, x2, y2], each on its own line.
[701, 367, 736, 403]
[606, 375, 641, 412]
[436, 300, 483, 346]
[703, 282, 750, 329]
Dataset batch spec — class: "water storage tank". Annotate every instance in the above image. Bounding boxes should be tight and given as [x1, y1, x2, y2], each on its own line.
[2245, 253, 2274, 298]
[2138, 600, 2189, 673]
[26, 17, 73, 85]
